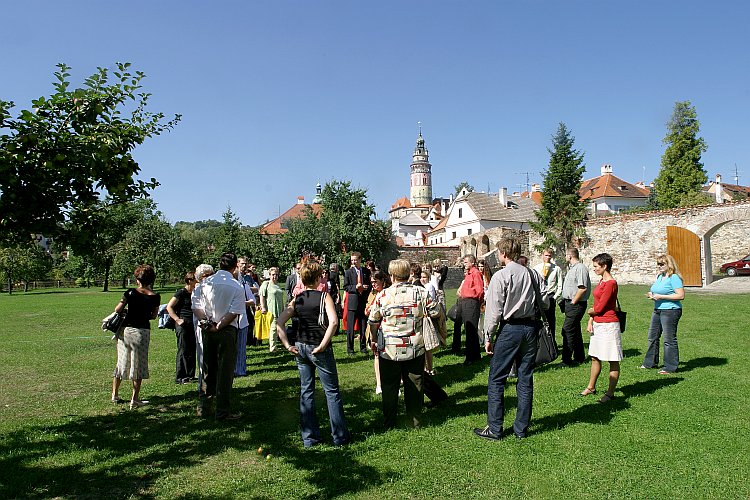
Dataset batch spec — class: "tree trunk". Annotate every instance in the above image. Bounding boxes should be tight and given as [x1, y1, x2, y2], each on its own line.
[103, 259, 111, 292]
[23, 281, 29, 292]
[7, 276, 12, 295]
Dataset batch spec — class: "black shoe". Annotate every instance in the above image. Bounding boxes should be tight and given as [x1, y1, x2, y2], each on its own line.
[473, 426, 501, 441]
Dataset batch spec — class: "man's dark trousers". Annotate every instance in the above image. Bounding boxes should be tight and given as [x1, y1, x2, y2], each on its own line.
[346, 301, 367, 354]
[200, 325, 237, 419]
[561, 300, 586, 364]
[379, 353, 425, 429]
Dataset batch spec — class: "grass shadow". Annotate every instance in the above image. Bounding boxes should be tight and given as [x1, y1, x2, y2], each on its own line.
[678, 356, 728, 373]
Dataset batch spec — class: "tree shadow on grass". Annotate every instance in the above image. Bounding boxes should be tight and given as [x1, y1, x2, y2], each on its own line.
[0, 374, 389, 499]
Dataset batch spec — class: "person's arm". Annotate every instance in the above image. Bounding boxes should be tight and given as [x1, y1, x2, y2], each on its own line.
[483, 276, 505, 355]
[276, 305, 298, 355]
[343, 269, 356, 294]
[166, 296, 185, 326]
[553, 267, 563, 301]
[114, 295, 127, 314]
[571, 286, 587, 305]
[651, 275, 685, 301]
[467, 270, 485, 301]
[312, 294, 338, 354]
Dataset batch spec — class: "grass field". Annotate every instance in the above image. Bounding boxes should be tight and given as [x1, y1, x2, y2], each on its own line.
[1, 285, 748, 499]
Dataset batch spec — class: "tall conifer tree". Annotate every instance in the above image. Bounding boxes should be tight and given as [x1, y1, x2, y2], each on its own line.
[531, 122, 587, 253]
[654, 100, 707, 209]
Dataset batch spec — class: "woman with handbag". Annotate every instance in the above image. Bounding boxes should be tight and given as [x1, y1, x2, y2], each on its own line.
[581, 253, 622, 403]
[276, 259, 350, 448]
[111, 264, 160, 409]
[368, 259, 442, 429]
[259, 267, 286, 352]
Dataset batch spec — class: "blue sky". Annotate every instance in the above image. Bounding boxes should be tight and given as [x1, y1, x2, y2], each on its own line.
[3, 1, 749, 225]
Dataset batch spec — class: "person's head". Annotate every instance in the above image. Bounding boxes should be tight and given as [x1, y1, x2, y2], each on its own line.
[542, 248, 554, 263]
[477, 259, 485, 272]
[517, 255, 529, 267]
[410, 262, 422, 279]
[566, 247, 580, 262]
[350, 251, 361, 268]
[372, 270, 388, 292]
[219, 253, 238, 272]
[462, 254, 476, 271]
[432, 258, 442, 270]
[237, 256, 248, 273]
[657, 254, 681, 277]
[423, 262, 433, 275]
[268, 266, 279, 282]
[420, 271, 431, 285]
[299, 260, 324, 287]
[496, 237, 521, 262]
[592, 253, 613, 275]
[294, 262, 302, 274]
[195, 264, 214, 282]
[366, 260, 376, 272]
[330, 262, 339, 273]
[388, 259, 411, 283]
[249, 263, 257, 273]
[134, 264, 156, 287]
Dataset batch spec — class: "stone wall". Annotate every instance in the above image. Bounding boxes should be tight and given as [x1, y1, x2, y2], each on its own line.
[468, 201, 750, 286]
[397, 246, 461, 267]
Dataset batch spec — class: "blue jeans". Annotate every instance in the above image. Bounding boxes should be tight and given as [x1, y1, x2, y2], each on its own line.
[295, 342, 350, 447]
[643, 308, 682, 372]
[487, 320, 538, 437]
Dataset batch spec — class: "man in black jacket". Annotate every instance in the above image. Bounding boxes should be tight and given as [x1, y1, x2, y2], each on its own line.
[343, 251, 370, 355]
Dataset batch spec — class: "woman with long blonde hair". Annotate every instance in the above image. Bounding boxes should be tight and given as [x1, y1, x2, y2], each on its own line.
[641, 254, 685, 374]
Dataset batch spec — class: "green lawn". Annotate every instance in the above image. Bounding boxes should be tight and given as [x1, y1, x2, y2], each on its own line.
[0, 286, 748, 499]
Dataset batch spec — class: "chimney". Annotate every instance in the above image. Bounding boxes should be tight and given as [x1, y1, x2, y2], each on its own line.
[601, 164, 613, 175]
[297, 196, 305, 205]
[531, 183, 541, 192]
[715, 174, 724, 204]
[498, 187, 508, 207]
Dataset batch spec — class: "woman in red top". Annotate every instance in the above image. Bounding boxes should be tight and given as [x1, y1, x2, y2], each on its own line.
[580, 253, 623, 403]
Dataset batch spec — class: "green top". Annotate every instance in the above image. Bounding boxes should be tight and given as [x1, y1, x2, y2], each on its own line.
[260, 280, 286, 318]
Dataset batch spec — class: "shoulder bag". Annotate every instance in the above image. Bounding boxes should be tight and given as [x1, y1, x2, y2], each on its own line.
[527, 268, 559, 367]
[615, 297, 627, 333]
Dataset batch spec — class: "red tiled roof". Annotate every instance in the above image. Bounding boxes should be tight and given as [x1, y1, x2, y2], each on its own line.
[521, 190, 543, 205]
[260, 203, 322, 235]
[390, 196, 412, 211]
[579, 173, 650, 200]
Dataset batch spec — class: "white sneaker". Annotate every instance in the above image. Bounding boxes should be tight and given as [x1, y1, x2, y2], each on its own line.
[375, 386, 382, 395]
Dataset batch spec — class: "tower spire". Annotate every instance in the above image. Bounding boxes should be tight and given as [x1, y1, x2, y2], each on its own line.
[409, 124, 432, 206]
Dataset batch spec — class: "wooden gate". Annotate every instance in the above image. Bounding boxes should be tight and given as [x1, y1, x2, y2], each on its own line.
[666, 226, 702, 286]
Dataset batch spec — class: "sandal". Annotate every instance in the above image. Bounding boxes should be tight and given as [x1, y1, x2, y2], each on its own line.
[658, 370, 673, 375]
[598, 393, 614, 403]
[111, 397, 125, 404]
[579, 388, 597, 397]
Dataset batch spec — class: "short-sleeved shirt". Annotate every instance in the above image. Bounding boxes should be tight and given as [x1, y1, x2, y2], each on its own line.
[368, 282, 441, 361]
[196, 270, 246, 328]
[260, 280, 286, 318]
[123, 288, 161, 329]
[650, 274, 684, 310]
[562, 262, 591, 302]
[172, 288, 194, 321]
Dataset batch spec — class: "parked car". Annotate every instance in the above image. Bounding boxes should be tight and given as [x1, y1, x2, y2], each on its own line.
[720, 255, 750, 277]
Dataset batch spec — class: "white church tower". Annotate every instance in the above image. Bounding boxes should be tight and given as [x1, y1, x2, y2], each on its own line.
[409, 126, 433, 206]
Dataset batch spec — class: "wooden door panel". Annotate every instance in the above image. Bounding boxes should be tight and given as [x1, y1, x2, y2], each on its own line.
[666, 226, 701, 286]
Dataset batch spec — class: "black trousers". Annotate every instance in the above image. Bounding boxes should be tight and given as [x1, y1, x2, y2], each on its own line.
[200, 325, 237, 419]
[175, 321, 196, 381]
[346, 302, 367, 354]
[453, 298, 481, 361]
[379, 354, 425, 429]
[561, 300, 587, 364]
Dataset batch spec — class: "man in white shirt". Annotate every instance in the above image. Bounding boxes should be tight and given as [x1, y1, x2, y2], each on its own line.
[533, 248, 563, 335]
[193, 253, 246, 420]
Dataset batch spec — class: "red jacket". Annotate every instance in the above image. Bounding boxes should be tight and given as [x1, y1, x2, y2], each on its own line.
[459, 266, 484, 302]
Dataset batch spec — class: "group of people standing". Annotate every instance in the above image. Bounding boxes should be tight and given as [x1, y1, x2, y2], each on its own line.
[107, 242, 685, 444]
[473, 238, 685, 440]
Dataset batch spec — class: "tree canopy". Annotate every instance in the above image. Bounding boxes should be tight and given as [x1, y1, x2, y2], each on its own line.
[0, 63, 180, 244]
[531, 122, 587, 253]
[653, 101, 708, 209]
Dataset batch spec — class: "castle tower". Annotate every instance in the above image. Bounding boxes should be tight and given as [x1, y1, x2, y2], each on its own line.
[409, 128, 433, 206]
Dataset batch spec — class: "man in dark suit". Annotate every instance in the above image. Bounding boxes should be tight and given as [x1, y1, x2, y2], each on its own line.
[343, 251, 370, 355]
[285, 262, 301, 304]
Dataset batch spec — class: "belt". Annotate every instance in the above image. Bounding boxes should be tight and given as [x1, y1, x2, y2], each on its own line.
[504, 317, 536, 325]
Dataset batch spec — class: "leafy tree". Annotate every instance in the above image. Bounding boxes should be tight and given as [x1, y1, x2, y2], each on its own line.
[453, 181, 475, 197]
[654, 101, 708, 209]
[64, 198, 155, 291]
[0, 242, 51, 294]
[213, 207, 241, 259]
[0, 62, 180, 244]
[531, 122, 587, 253]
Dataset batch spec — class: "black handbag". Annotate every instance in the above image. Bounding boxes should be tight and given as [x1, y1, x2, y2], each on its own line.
[527, 268, 559, 367]
[447, 301, 460, 322]
[616, 298, 627, 333]
[102, 311, 127, 335]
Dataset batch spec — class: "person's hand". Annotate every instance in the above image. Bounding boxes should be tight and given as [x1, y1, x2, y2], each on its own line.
[286, 344, 299, 355]
[484, 340, 493, 356]
[587, 307, 595, 316]
[587, 319, 594, 334]
[176, 318, 185, 326]
[370, 341, 378, 353]
[311, 342, 329, 355]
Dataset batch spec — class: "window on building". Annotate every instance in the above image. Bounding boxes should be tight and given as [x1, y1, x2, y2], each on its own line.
[452, 232, 457, 239]
[458, 208, 463, 218]
[467, 228, 472, 235]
